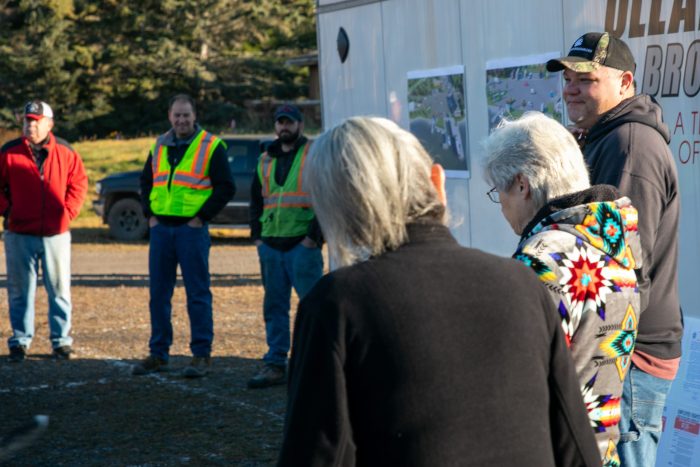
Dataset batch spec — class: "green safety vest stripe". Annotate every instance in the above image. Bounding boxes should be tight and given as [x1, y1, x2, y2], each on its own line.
[262, 194, 311, 207]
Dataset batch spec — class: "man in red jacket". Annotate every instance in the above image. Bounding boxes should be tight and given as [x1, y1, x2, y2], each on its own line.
[0, 100, 88, 362]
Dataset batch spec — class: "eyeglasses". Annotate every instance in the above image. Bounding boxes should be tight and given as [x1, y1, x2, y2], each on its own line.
[486, 186, 500, 204]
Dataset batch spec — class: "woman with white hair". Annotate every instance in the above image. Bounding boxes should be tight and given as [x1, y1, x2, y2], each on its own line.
[484, 111, 643, 465]
[278, 116, 600, 466]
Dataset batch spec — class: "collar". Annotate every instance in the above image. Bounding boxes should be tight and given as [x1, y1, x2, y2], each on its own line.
[520, 184, 620, 241]
[405, 219, 455, 245]
[23, 132, 54, 153]
[267, 135, 308, 158]
[161, 124, 202, 147]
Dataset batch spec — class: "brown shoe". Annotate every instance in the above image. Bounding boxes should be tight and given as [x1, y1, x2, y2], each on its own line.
[9, 345, 27, 363]
[132, 355, 169, 375]
[52, 346, 72, 360]
[247, 364, 286, 389]
[182, 356, 211, 379]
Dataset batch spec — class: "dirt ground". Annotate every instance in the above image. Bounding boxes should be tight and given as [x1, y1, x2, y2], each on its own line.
[0, 227, 303, 466]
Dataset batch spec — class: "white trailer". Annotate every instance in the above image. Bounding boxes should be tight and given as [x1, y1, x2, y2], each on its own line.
[316, 0, 700, 462]
[317, 0, 698, 317]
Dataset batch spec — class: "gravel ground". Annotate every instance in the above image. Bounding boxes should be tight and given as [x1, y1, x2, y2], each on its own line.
[0, 232, 302, 466]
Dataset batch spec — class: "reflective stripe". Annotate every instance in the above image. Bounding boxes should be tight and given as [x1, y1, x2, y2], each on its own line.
[296, 143, 310, 193]
[153, 174, 169, 186]
[193, 132, 216, 175]
[171, 173, 212, 189]
[263, 194, 311, 207]
[263, 203, 312, 209]
[152, 141, 167, 174]
[260, 153, 274, 197]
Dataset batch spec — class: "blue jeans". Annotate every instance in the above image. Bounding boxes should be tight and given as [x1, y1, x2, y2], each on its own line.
[257, 242, 323, 366]
[148, 223, 213, 360]
[4, 231, 73, 349]
[617, 365, 673, 467]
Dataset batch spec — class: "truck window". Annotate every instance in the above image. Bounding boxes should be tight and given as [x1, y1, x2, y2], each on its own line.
[227, 142, 256, 173]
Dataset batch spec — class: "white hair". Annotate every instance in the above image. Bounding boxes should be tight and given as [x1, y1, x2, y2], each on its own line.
[483, 111, 590, 208]
[307, 116, 445, 267]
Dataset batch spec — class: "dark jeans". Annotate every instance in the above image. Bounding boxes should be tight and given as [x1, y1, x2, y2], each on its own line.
[148, 223, 213, 359]
[257, 242, 323, 366]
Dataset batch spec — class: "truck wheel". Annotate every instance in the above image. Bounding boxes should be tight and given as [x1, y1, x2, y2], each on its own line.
[107, 198, 148, 240]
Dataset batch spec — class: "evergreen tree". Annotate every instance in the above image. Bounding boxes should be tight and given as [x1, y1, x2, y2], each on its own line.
[0, 0, 316, 139]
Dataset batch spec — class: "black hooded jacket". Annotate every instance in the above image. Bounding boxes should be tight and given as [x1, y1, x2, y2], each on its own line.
[582, 94, 682, 360]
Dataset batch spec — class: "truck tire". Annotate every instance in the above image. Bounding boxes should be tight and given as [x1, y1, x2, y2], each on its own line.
[107, 198, 148, 241]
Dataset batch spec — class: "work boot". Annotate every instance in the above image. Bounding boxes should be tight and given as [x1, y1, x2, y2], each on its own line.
[247, 364, 286, 389]
[132, 355, 169, 375]
[52, 346, 72, 360]
[182, 356, 211, 379]
[9, 346, 27, 363]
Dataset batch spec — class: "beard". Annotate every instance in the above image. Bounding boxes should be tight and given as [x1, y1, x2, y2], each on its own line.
[278, 129, 300, 144]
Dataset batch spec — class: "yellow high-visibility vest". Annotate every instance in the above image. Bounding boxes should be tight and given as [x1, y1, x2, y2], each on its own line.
[149, 129, 223, 217]
[257, 141, 314, 237]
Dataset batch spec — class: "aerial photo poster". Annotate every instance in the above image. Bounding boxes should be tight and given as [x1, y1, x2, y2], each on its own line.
[407, 66, 468, 178]
[485, 52, 563, 133]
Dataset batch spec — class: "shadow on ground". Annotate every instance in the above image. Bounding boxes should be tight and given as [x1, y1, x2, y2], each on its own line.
[70, 227, 254, 246]
[0, 274, 261, 288]
[0, 355, 286, 466]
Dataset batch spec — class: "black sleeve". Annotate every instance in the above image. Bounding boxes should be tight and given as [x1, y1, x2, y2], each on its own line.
[588, 126, 669, 314]
[306, 217, 324, 246]
[139, 153, 154, 218]
[196, 142, 235, 222]
[278, 279, 355, 466]
[249, 169, 263, 240]
[616, 137, 671, 315]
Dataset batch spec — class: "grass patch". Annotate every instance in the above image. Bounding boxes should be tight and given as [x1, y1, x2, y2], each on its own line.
[73, 137, 153, 222]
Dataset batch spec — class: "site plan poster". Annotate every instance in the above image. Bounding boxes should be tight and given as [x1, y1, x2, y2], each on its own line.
[485, 52, 563, 132]
[407, 66, 468, 178]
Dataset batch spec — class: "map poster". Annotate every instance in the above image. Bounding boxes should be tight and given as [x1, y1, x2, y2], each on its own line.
[407, 66, 468, 178]
[485, 52, 564, 133]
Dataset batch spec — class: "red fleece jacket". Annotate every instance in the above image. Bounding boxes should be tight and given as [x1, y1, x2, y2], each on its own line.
[0, 133, 87, 236]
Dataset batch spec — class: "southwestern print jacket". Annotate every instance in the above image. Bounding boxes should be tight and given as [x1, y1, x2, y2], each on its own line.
[514, 185, 642, 467]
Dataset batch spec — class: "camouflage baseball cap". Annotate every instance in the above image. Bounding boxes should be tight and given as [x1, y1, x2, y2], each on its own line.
[546, 32, 636, 73]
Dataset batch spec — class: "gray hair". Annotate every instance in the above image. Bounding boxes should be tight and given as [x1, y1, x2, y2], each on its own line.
[483, 111, 590, 208]
[307, 116, 445, 267]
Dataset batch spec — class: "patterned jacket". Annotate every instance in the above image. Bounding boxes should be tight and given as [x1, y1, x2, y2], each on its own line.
[514, 185, 642, 467]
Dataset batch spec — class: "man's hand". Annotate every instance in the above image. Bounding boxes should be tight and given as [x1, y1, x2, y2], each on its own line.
[149, 217, 158, 228]
[301, 237, 318, 249]
[187, 217, 203, 228]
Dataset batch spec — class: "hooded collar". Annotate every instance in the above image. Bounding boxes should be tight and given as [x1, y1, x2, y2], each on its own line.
[585, 94, 670, 146]
[519, 184, 640, 266]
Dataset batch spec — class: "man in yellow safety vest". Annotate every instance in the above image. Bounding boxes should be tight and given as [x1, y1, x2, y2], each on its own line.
[133, 94, 235, 378]
[248, 104, 323, 388]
